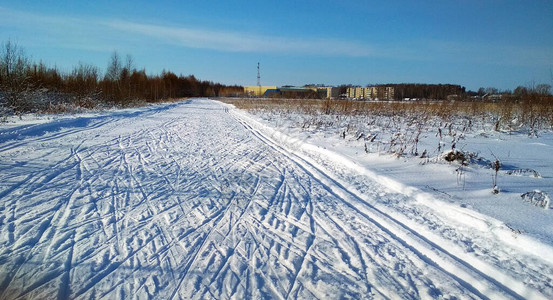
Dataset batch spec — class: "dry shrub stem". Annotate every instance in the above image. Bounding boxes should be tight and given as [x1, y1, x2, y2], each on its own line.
[222, 98, 553, 134]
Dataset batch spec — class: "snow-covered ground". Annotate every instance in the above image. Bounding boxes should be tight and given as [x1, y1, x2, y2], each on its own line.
[245, 101, 553, 244]
[0, 98, 552, 299]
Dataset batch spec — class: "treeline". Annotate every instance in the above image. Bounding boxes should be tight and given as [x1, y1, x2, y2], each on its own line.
[0, 41, 243, 114]
[475, 85, 552, 97]
[381, 84, 466, 100]
[377, 83, 552, 102]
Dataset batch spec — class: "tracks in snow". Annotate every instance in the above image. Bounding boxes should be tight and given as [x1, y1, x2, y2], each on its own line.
[0, 99, 551, 299]
[230, 108, 550, 300]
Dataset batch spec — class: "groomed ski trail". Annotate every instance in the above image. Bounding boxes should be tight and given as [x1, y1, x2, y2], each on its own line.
[0, 99, 551, 299]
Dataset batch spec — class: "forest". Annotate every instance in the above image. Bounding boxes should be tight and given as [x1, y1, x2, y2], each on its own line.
[0, 41, 243, 115]
[384, 83, 466, 100]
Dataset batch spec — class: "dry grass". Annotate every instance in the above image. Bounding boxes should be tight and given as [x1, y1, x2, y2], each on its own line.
[220, 97, 553, 132]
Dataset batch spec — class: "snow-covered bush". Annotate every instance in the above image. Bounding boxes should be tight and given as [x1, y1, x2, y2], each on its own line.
[521, 191, 550, 209]
[443, 150, 467, 164]
[506, 168, 542, 178]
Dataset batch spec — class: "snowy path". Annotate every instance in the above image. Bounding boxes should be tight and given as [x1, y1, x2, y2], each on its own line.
[0, 99, 552, 299]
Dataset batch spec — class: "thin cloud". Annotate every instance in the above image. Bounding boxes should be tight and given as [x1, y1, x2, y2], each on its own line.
[1, 7, 551, 67]
[0, 7, 121, 52]
[422, 39, 553, 67]
[0, 7, 374, 57]
[103, 20, 374, 57]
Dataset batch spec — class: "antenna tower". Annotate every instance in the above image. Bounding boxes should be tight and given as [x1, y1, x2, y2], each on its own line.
[257, 62, 261, 97]
[257, 62, 261, 87]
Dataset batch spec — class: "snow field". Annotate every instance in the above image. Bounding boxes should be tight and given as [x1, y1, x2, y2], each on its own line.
[232, 106, 553, 299]
[245, 101, 553, 241]
[0, 98, 551, 299]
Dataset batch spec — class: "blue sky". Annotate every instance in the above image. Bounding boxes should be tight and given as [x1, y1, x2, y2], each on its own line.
[1, 0, 552, 91]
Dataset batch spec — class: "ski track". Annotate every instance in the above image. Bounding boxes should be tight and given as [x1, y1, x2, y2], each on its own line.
[0, 99, 551, 299]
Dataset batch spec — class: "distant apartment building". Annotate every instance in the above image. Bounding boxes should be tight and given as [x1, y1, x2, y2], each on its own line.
[347, 87, 366, 99]
[346, 88, 356, 99]
[366, 87, 378, 99]
[383, 86, 394, 100]
[316, 87, 340, 99]
[346, 86, 395, 100]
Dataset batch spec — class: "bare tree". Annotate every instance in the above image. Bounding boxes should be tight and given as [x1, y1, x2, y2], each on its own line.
[1, 40, 30, 87]
[535, 84, 551, 96]
[0, 40, 33, 112]
[105, 51, 121, 82]
[69, 62, 99, 96]
[484, 87, 499, 95]
[513, 86, 528, 97]
[124, 54, 134, 74]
